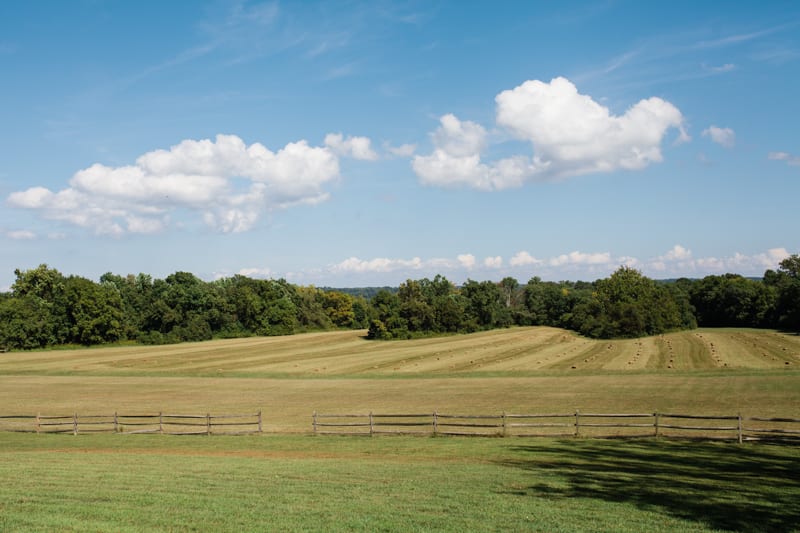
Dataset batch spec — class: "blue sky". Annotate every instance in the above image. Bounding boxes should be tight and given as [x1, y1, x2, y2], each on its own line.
[1, 0, 799, 289]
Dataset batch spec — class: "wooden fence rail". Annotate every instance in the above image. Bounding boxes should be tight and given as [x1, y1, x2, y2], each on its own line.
[312, 411, 800, 443]
[0, 412, 262, 435]
[3, 411, 799, 442]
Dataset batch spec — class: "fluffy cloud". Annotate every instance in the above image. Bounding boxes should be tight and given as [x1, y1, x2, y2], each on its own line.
[768, 151, 800, 166]
[238, 267, 273, 279]
[8, 133, 372, 235]
[268, 247, 791, 284]
[702, 126, 736, 148]
[413, 77, 687, 190]
[509, 251, 542, 267]
[412, 114, 539, 190]
[663, 244, 692, 261]
[332, 256, 423, 274]
[549, 251, 612, 267]
[645, 245, 789, 275]
[484, 256, 503, 268]
[457, 253, 476, 269]
[324, 133, 379, 161]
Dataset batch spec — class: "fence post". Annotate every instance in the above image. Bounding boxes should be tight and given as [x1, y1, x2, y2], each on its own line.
[206, 413, 211, 436]
[258, 410, 263, 434]
[73, 412, 78, 436]
[737, 412, 743, 444]
[654, 412, 660, 439]
[433, 411, 438, 436]
[502, 411, 508, 437]
[114, 411, 119, 433]
[312, 411, 318, 435]
[369, 411, 374, 437]
[159, 411, 163, 434]
[36, 413, 40, 434]
[574, 409, 580, 437]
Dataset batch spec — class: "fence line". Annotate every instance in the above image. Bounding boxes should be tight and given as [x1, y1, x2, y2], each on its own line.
[2, 411, 799, 442]
[0, 411, 262, 435]
[312, 411, 800, 443]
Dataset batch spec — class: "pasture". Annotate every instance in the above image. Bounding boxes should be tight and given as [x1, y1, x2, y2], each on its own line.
[1, 327, 799, 433]
[1, 326, 799, 531]
[1, 433, 798, 532]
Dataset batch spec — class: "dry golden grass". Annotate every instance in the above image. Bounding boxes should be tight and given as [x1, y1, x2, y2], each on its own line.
[1, 326, 798, 376]
[1, 327, 799, 432]
[1, 372, 798, 432]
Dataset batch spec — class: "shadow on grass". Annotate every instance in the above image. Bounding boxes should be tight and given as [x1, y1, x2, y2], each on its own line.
[498, 439, 800, 532]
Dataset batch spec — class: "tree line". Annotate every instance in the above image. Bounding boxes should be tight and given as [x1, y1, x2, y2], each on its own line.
[0, 255, 798, 350]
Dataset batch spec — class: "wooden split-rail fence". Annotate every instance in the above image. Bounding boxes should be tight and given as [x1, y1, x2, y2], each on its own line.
[0, 411, 262, 436]
[311, 411, 800, 443]
[2, 410, 799, 442]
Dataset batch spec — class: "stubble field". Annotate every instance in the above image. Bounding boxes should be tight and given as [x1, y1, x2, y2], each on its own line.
[1, 326, 798, 431]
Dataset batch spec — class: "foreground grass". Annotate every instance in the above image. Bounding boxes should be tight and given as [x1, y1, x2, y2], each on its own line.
[0, 433, 798, 532]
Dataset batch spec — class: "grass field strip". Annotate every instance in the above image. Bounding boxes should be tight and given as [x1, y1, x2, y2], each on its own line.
[311, 411, 800, 442]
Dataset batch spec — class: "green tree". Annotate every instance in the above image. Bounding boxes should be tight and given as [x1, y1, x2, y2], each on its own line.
[0, 295, 56, 349]
[575, 267, 692, 338]
[61, 276, 125, 345]
[321, 291, 356, 328]
[764, 254, 800, 331]
[461, 279, 510, 330]
[689, 274, 774, 327]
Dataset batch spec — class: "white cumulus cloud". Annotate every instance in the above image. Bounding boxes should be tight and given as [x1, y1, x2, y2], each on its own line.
[663, 244, 692, 261]
[702, 126, 736, 148]
[332, 256, 423, 274]
[412, 77, 687, 190]
[324, 133, 379, 161]
[645, 245, 789, 276]
[510, 251, 542, 267]
[549, 251, 613, 267]
[484, 256, 503, 268]
[7, 133, 374, 235]
[457, 253, 476, 269]
[412, 114, 537, 190]
[238, 267, 273, 279]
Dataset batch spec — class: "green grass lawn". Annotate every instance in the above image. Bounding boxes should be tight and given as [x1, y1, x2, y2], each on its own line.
[1, 433, 798, 532]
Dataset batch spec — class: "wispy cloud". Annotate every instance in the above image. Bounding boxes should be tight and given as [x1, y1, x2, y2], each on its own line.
[578, 21, 796, 90]
[769, 151, 800, 166]
[322, 62, 358, 80]
[4, 230, 37, 240]
[703, 126, 736, 148]
[703, 63, 736, 73]
[689, 28, 778, 50]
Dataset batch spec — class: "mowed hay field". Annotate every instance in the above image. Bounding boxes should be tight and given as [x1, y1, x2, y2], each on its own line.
[2, 326, 799, 376]
[1, 327, 799, 432]
[2, 328, 800, 532]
